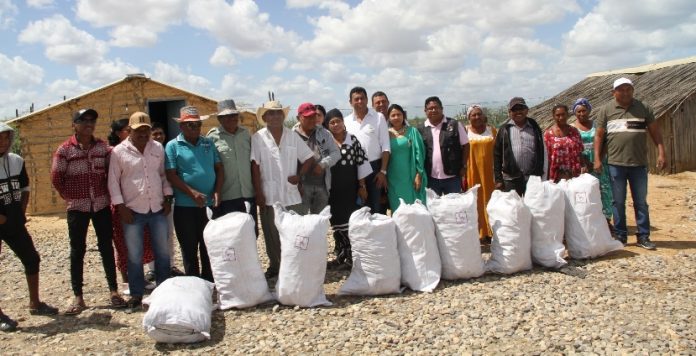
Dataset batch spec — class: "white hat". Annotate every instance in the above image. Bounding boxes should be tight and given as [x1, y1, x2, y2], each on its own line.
[613, 77, 633, 90]
[256, 100, 290, 127]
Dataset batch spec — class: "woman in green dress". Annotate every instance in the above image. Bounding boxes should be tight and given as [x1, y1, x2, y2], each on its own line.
[572, 98, 614, 225]
[386, 104, 427, 212]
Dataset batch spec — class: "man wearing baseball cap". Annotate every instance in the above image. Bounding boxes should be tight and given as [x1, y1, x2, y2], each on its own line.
[108, 112, 172, 308]
[493, 97, 546, 195]
[593, 77, 665, 250]
[292, 102, 340, 214]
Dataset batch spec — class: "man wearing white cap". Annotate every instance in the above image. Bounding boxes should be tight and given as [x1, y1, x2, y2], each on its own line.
[108, 112, 172, 308]
[594, 77, 665, 250]
[251, 99, 315, 278]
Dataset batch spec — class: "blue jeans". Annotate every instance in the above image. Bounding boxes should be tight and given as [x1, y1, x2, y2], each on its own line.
[427, 176, 462, 196]
[299, 184, 329, 215]
[365, 160, 386, 214]
[122, 210, 171, 297]
[608, 165, 650, 239]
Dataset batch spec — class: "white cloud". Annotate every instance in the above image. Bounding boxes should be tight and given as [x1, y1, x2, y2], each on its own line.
[18, 15, 109, 65]
[187, 0, 301, 56]
[209, 46, 237, 67]
[0, 0, 18, 29]
[273, 57, 288, 72]
[151, 60, 211, 95]
[26, 0, 53, 8]
[0, 89, 38, 120]
[76, 58, 139, 85]
[76, 0, 187, 47]
[45, 79, 90, 100]
[0, 53, 44, 87]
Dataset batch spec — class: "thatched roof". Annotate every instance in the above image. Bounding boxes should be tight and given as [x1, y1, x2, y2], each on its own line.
[528, 56, 696, 129]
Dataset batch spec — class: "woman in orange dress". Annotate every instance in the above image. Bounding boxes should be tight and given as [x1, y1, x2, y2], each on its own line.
[465, 105, 497, 243]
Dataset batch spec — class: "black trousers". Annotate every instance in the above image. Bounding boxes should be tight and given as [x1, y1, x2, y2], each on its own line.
[1, 225, 41, 275]
[211, 197, 258, 237]
[67, 207, 118, 295]
[173, 206, 213, 282]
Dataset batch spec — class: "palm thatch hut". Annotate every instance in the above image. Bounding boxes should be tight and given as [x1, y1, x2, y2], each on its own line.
[528, 56, 696, 174]
[7, 74, 258, 215]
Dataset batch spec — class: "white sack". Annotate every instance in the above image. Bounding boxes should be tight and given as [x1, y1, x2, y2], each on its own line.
[142, 276, 215, 344]
[426, 186, 485, 280]
[339, 207, 401, 295]
[274, 204, 332, 307]
[485, 190, 533, 274]
[392, 199, 441, 292]
[203, 211, 273, 309]
[559, 173, 623, 259]
[523, 176, 567, 268]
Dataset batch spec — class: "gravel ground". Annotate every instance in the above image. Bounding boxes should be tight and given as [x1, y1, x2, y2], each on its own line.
[1, 177, 695, 354]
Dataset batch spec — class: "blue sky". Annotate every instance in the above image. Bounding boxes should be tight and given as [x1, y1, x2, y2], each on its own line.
[1, 0, 695, 120]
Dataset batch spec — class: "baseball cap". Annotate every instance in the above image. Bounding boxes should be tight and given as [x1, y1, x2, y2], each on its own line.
[297, 102, 317, 117]
[72, 108, 98, 123]
[508, 97, 528, 110]
[128, 111, 151, 129]
[613, 77, 633, 90]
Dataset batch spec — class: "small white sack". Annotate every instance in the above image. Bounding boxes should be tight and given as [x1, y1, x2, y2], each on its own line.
[426, 186, 485, 280]
[274, 204, 332, 307]
[203, 211, 273, 309]
[393, 199, 441, 292]
[142, 276, 215, 344]
[485, 190, 533, 274]
[523, 176, 567, 268]
[559, 174, 623, 259]
[339, 207, 401, 295]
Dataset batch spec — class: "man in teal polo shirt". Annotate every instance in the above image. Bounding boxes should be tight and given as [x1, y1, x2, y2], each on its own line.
[207, 99, 257, 230]
[594, 77, 665, 250]
[165, 106, 224, 281]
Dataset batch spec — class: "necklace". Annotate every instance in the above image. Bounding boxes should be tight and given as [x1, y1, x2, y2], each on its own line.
[390, 126, 406, 136]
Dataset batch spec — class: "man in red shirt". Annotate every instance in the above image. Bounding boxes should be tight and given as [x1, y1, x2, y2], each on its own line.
[51, 108, 127, 315]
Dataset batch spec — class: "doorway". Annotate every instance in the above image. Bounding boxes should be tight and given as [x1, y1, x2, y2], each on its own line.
[147, 99, 186, 143]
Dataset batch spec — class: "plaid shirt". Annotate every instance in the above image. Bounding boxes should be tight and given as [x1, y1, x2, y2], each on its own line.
[51, 135, 111, 212]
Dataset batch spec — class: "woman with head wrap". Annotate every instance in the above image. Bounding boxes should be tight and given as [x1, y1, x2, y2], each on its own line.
[323, 109, 372, 269]
[465, 104, 497, 243]
[572, 98, 614, 225]
[544, 104, 585, 182]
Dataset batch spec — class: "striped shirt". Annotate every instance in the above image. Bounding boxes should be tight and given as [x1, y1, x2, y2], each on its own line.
[507, 120, 537, 175]
[51, 135, 111, 212]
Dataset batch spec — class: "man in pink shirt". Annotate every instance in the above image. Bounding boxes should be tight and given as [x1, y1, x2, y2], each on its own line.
[418, 96, 470, 195]
[108, 112, 172, 309]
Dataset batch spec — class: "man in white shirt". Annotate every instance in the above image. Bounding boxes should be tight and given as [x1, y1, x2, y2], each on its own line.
[251, 99, 315, 278]
[344, 87, 390, 214]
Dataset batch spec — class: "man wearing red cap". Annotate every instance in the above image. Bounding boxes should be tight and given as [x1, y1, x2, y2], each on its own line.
[293, 102, 340, 214]
[594, 77, 665, 250]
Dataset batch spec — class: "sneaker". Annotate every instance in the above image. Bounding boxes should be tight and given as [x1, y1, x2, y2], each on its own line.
[615, 235, 627, 246]
[170, 266, 185, 276]
[144, 271, 156, 283]
[0, 314, 18, 332]
[637, 237, 656, 250]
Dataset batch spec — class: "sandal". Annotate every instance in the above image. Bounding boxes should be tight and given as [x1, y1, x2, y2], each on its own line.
[0, 314, 18, 332]
[110, 295, 127, 309]
[63, 303, 86, 316]
[29, 302, 59, 316]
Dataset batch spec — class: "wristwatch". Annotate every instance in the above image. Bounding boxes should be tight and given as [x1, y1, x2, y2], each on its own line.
[380, 169, 387, 176]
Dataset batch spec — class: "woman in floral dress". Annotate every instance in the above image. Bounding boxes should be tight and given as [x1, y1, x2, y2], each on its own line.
[544, 104, 586, 182]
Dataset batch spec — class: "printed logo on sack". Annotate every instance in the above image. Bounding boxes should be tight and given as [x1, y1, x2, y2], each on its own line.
[294, 235, 309, 250]
[575, 192, 588, 204]
[223, 248, 237, 262]
[455, 211, 468, 224]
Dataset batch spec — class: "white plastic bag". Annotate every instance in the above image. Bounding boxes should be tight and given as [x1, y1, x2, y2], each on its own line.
[426, 186, 485, 280]
[203, 211, 273, 309]
[142, 276, 215, 344]
[559, 174, 623, 259]
[274, 204, 332, 307]
[523, 176, 567, 268]
[392, 199, 441, 292]
[339, 207, 401, 295]
[486, 190, 533, 274]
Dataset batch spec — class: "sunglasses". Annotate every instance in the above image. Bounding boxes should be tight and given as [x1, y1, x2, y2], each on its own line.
[183, 122, 202, 129]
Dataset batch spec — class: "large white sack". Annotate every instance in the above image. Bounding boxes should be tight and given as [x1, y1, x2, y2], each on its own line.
[559, 174, 623, 259]
[523, 176, 567, 268]
[339, 207, 401, 295]
[393, 199, 441, 292]
[142, 276, 215, 344]
[485, 190, 533, 274]
[203, 211, 273, 309]
[426, 186, 485, 280]
[274, 204, 332, 307]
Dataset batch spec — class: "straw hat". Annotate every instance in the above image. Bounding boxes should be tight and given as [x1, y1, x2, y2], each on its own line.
[256, 100, 290, 127]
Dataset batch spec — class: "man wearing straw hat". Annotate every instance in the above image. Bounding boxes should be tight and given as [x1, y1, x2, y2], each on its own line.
[165, 106, 224, 282]
[251, 97, 315, 278]
[207, 99, 257, 230]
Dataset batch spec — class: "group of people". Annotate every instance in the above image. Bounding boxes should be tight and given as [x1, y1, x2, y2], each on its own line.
[0, 77, 664, 332]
